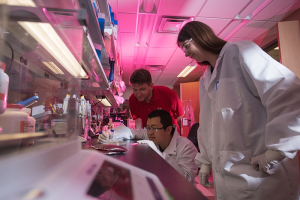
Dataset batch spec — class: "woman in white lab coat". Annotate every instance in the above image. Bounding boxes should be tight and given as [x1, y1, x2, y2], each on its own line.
[177, 21, 300, 200]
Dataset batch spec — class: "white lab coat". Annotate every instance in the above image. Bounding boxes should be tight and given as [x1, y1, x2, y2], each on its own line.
[195, 41, 300, 200]
[114, 125, 198, 183]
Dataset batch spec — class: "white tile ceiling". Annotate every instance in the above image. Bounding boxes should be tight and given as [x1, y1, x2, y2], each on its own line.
[107, 0, 300, 86]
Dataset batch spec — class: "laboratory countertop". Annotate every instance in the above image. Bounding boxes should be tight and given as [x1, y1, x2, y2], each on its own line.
[82, 138, 207, 200]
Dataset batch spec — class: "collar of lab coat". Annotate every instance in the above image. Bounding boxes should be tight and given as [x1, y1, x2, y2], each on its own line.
[203, 42, 232, 91]
[163, 126, 180, 156]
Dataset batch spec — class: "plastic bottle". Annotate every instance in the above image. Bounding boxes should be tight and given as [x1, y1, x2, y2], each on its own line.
[63, 94, 70, 114]
[0, 104, 29, 133]
[94, 43, 101, 62]
[98, 13, 105, 38]
[21, 108, 36, 133]
[0, 61, 9, 115]
[110, 129, 115, 140]
[97, 131, 103, 142]
[108, 117, 113, 129]
[102, 125, 110, 140]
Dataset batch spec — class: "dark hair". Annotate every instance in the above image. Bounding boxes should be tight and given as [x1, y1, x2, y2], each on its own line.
[177, 21, 226, 66]
[129, 68, 152, 86]
[87, 166, 120, 197]
[148, 109, 175, 135]
[87, 180, 109, 197]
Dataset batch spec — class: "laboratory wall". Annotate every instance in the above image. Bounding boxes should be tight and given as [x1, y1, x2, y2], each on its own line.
[180, 81, 200, 138]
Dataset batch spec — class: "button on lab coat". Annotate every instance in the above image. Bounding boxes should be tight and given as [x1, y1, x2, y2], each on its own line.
[195, 41, 300, 200]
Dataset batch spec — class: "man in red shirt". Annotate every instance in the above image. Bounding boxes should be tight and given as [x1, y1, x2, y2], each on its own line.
[129, 68, 184, 132]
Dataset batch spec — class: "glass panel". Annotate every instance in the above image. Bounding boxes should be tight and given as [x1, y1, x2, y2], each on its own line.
[0, 3, 83, 156]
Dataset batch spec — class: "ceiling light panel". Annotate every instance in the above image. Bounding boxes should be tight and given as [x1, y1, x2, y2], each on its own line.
[18, 22, 87, 78]
[177, 65, 196, 77]
[42, 62, 64, 74]
[0, 0, 36, 7]
[98, 98, 112, 107]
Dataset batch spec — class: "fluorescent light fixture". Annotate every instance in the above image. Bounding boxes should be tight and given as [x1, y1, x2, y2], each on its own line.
[42, 62, 64, 74]
[98, 97, 112, 107]
[18, 22, 88, 78]
[0, 0, 36, 7]
[136, 14, 156, 46]
[177, 65, 196, 77]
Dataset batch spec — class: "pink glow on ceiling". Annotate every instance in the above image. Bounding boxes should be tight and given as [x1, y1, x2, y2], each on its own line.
[224, 20, 249, 41]
[108, 0, 300, 86]
[252, 0, 273, 18]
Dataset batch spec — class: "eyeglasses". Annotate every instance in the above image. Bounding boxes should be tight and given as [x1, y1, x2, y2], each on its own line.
[181, 38, 193, 53]
[146, 127, 164, 132]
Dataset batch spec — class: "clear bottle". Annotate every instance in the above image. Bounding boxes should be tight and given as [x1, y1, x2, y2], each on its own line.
[97, 131, 103, 142]
[110, 129, 115, 140]
[0, 61, 9, 115]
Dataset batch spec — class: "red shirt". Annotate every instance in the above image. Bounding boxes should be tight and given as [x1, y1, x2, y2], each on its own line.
[129, 86, 184, 132]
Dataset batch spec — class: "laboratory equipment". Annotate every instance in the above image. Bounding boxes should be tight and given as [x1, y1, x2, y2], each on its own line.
[17, 94, 39, 108]
[0, 104, 29, 134]
[0, 61, 8, 114]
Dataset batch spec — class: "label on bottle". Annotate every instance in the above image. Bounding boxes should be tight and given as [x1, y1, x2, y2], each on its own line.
[0, 93, 4, 101]
[19, 121, 28, 133]
[24, 121, 35, 133]
[51, 119, 67, 135]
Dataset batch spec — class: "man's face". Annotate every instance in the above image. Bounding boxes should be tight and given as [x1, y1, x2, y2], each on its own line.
[131, 83, 153, 102]
[146, 117, 168, 147]
[95, 166, 119, 188]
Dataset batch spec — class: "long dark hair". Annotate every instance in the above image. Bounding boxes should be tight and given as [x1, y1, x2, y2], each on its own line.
[177, 21, 226, 66]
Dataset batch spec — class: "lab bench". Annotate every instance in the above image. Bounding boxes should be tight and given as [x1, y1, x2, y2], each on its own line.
[82, 138, 207, 200]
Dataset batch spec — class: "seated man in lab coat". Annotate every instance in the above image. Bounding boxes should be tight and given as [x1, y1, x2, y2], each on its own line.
[98, 109, 198, 184]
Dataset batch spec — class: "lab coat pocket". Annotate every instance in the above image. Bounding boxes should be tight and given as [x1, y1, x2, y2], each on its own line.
[217, 78, 242, 112]
[220, 150, 261, 191]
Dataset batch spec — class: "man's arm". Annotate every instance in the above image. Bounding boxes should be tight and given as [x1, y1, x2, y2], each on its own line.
[169, 89, 185, 120]
[163, 142, 198, 184]
[98, 124, 148, 143]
